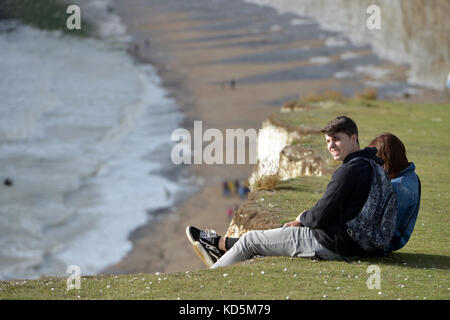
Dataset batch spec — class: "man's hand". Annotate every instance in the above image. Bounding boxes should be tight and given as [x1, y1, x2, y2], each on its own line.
[283, 210, 308, 228]
[283, 220, 302, 228]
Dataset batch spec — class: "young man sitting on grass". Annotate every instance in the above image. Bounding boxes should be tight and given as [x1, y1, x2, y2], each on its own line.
[186, 116, 390, 268]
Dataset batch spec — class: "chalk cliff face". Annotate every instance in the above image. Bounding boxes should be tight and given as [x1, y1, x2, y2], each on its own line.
[245, 0, 450, 91]
[227, 113, 326, 238]
[248, 118, 301, 185]
[248, 115, 325, 188]
[278, 145, 327, 179]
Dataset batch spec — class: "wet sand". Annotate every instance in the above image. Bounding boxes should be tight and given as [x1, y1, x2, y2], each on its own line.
[102, 0, 443, 275]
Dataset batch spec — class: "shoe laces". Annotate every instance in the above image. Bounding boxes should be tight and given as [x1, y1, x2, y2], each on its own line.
[202, 229, 218, 240]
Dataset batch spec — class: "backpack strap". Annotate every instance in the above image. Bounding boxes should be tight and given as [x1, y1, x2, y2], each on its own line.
[333, 157, 372, 262]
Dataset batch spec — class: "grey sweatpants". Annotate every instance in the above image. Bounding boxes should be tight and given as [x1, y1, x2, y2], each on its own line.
[211, 227, 342, 269]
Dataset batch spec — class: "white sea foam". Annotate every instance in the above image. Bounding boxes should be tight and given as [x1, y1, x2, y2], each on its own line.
[324, 36, 348, 47]
[289, 18, 314, 26]
[309, 56, 331, 64]
[354, 64, 391, 80]
[340, 51, 360, 60]
[0, 15, 185, 279]
[76, 0, 132, 43]
[333, 70, 355, 79]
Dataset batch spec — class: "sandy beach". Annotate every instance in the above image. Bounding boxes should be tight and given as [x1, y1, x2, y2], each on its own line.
[101, 0, 443, 275]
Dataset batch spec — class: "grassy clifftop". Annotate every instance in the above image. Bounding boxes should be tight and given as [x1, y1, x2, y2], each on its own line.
[1, 99, 449, 300]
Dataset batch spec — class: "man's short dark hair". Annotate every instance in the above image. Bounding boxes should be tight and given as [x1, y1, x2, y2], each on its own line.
[321, 116, 359, 142]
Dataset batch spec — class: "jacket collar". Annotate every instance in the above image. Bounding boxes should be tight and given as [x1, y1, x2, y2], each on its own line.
[343, 147, 384, 165]
[398, 162, 416, 176]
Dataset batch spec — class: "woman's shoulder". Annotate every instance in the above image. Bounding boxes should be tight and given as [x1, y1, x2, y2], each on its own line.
[394, 163, 418, 179]
[391, 164, 420, 196]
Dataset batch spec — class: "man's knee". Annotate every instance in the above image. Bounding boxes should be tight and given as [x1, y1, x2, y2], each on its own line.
[237, 230, 260, 251]
[241, 230, 257, 243]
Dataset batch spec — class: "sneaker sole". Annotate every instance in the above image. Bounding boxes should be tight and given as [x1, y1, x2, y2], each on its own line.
[192, 241, 214, 268]
[185, 226, 196, 245]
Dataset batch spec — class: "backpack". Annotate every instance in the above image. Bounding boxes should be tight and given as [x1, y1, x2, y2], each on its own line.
[344, 157, 398, 256]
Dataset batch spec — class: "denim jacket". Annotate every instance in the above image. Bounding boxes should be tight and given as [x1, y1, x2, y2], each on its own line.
[388, 162, 421, 252]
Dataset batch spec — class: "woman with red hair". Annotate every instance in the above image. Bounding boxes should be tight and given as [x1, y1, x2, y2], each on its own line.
[368, 133, 421, 253]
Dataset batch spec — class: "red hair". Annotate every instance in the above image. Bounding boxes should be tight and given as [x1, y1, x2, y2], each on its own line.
[369, 133, 409, 179]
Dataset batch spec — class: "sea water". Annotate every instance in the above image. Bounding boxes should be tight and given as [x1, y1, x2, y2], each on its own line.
[0, 3, 188, 280]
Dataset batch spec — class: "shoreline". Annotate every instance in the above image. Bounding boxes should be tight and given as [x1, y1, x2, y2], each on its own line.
[101, 0, 445, 275]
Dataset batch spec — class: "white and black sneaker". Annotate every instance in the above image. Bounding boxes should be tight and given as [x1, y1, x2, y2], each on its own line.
[186, 226, 224, 267]
[192, 241, 220, 268]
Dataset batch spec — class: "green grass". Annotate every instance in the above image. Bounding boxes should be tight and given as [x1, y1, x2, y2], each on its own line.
[1, 99, 449, 300]
[1, 257, 448, 300]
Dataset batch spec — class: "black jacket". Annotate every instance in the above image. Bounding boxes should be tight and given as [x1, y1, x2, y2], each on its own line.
[299, 147, 384, 257]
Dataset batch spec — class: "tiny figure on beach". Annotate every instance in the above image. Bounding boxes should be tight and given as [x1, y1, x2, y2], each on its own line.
[234, 180, 240, 195]
[164, 187, 171, 200]
[227, 180, 236, 194]
[220, 79, 237, 90]
[223, 179, 249, 198]
[222, 180, 230, 197]
[230, 79, 236, 90]
[238, 181, 250, 199]
[3, 178, 13, 187]
[145, 39, 150, 47]
[226, 207, 233, 221]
